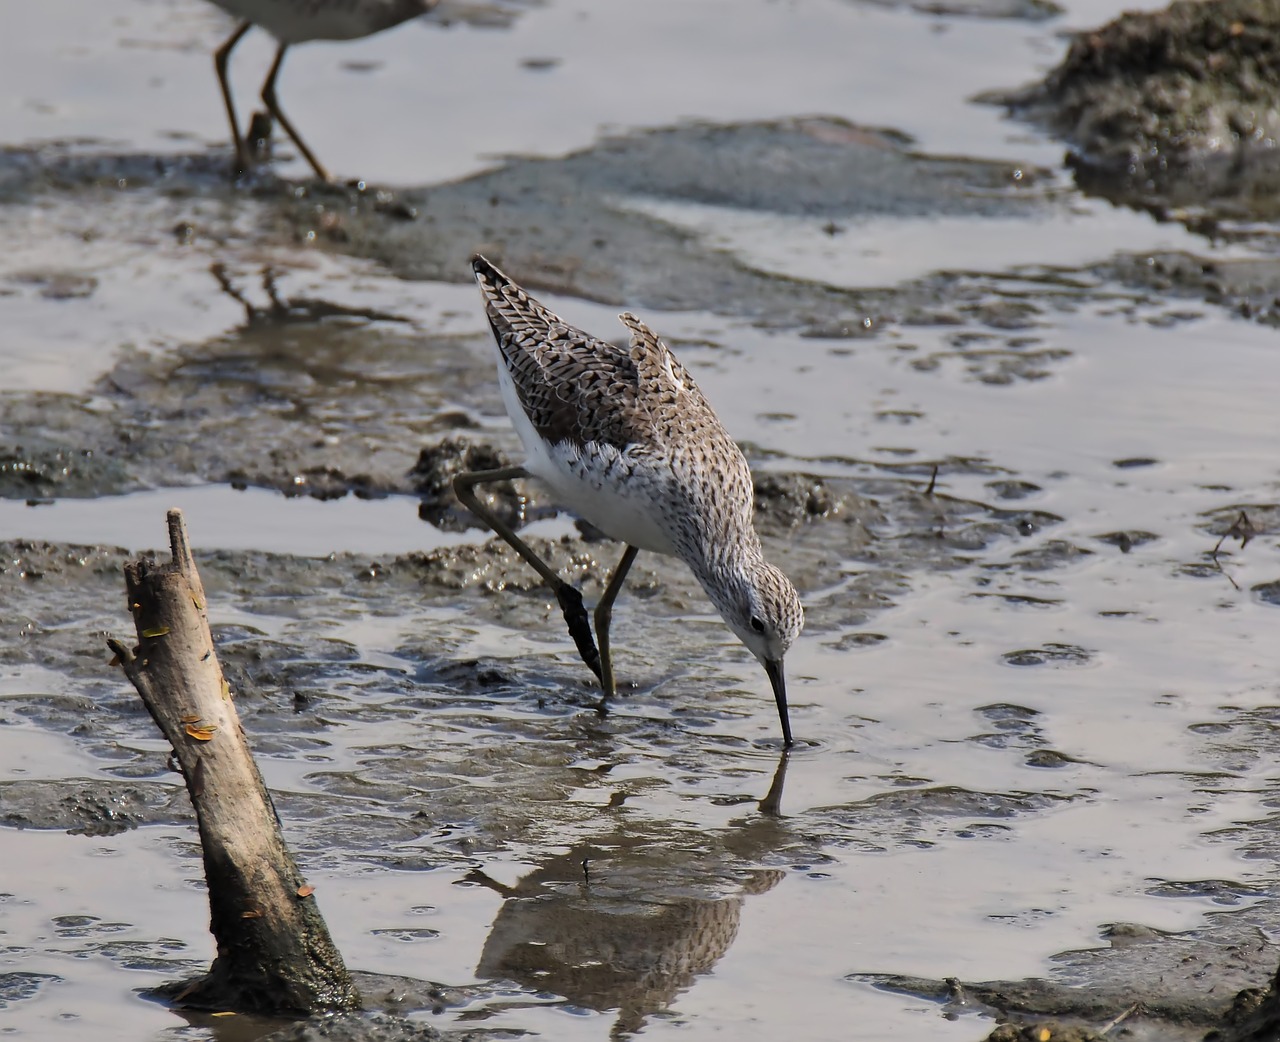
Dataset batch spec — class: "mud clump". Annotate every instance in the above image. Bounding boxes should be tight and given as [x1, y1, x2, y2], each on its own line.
[986, 1025, 1102, 1042]
[409, 437, 532, 532]
[0, 441, 123, 499]
[402, 538, 605, 595]
[752, 473, 860, 529]
[1001, 642, 1093, 667]
[265, 117, 1044, 331]
[0, 779, 191, 834]
[1207, 977, 1280, 1042]
[993, 0, 1280, 213]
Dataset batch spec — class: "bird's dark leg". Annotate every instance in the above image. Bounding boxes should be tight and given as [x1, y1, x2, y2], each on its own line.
[593, 544, 638, 709]
[213, 20, 253, 178]
[453, 466, 602, 681]
[260, 43, 332, 182]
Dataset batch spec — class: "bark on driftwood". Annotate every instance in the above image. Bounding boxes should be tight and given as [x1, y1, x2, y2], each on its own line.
[107, 509, 359, 1015]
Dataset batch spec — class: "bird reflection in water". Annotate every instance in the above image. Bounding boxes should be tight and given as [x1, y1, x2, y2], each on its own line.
[211, 263, 408, 328]
[462, 752, 793, 1037]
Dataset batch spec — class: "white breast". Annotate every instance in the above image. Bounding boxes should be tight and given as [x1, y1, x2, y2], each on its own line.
[497, 363, 680, 557]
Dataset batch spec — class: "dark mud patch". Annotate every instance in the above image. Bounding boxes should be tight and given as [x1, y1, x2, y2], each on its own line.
[0, 971, 60, 1009]
[907, 332, 1069, 384]
[272, 117, 1045, 326]
[251, 1012, 454, 1042]
[815, 785, 1079, 851]
[1093, 530, 1159, 553]
[859, 908, 1276, 1041]
[988, 0, 1280, 220]
[409, 436, 530, 532]
[158, 972, 505, 1042]
[0, 315, 489, 500]
[0, 438, 129, 500]
[854, 0, 1061, 18]
[0, 453, 1069, 845]
[0, 778, 191, 833]
[3, 119, 1049, 316]
[1000, 642, 1093, 667]
[1094, 252, 1280, 329]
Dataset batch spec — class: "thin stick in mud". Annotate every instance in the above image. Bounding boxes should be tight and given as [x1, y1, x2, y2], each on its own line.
[107, 508, 359, 1016]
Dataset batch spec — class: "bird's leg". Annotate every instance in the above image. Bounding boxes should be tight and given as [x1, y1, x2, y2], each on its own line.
[453, 466, 602, 682]
[593, 544, 638, 708]
[213, 20, 253, 178]
[260, 43, 332, 182]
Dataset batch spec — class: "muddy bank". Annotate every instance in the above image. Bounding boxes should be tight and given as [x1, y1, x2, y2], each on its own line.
[0, 447, 1064, 858]
[0, 116, 1050, 334]
[6, 117, 1233, 514]
[1093, 250, 1280, 328]
[990, 0, 1280, 218]
[266, 117, 1047, 327]
[857, 700, 1280, 1042]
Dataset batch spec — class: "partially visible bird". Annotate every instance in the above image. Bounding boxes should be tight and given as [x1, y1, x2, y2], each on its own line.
[455, 256, 806, 745]
[205, 0, 437, 181]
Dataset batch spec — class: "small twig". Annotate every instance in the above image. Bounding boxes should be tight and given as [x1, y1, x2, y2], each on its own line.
[1209, 511, 1255, 592]
[106, 637, 134, 667]
[1100, 1001, 1142, 1035]
[924, 464, 939, 497]
[211, 262, 255, 324]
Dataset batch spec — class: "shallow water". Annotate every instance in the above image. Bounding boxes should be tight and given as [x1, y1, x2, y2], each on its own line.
[3, 1, 1280, 1041]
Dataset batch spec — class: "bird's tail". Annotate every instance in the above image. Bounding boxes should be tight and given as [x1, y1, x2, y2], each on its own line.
[471, 254, 565, 342]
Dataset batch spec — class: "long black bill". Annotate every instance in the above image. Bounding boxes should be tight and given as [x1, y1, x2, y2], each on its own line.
[763, 658, 793, 747]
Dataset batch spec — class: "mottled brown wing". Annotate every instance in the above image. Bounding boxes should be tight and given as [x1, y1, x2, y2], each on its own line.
[474, 257, 663, 451]
[618, 310, 757, 537]
[617, 311, 720, 436]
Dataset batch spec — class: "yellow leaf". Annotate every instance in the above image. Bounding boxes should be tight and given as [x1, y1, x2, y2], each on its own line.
[211, 1012, 236, 1018]
[296, 885, 315, 899]
[185, 723, 217, 741]
[1037, 1030, 1051, 1042]
[180, 714, 201, 723]
[221, 678, 231, 700]
[191, 594, 203, 611]
[141, 626, 170, 638]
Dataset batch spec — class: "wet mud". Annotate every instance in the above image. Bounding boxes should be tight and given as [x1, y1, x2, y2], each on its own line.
[0, 114, 1072, 508]
[991, 0, 1280, 220]
[0, 115, 1049, 332]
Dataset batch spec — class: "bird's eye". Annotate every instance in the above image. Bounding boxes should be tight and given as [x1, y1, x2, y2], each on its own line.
[749, 616, 765, 634]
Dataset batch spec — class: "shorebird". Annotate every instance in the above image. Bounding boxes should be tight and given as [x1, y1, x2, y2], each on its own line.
[455, 256, 805, 745]
[205, 0, 436, 181]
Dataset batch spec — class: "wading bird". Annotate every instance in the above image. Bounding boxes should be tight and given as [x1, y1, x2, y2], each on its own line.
[206, 0, 436, 181]
[455, 256, 805, 745]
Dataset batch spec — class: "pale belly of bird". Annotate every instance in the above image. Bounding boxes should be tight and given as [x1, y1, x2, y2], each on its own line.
[533, 442, 683, 558]
[498, 365, 683, 557]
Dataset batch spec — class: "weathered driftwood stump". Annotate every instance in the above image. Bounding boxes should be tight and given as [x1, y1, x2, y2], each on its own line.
[108, 509, 359, 1015]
